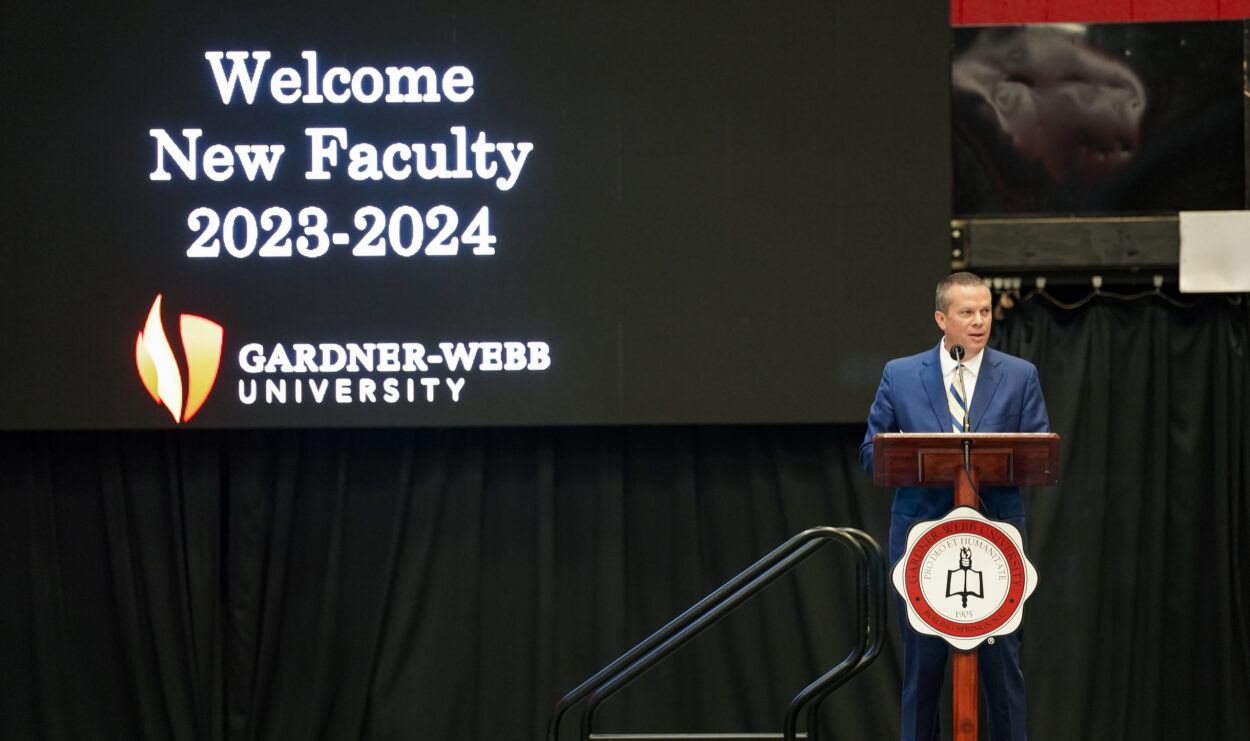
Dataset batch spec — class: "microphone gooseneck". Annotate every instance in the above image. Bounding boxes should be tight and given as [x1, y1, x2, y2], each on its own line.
[950, 344, 972, 470]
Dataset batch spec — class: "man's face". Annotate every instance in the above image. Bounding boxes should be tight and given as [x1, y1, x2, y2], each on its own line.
[935, 285, 993, 359]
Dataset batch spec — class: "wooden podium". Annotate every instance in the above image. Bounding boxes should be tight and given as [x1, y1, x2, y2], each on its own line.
[873, 432, 1060, 741]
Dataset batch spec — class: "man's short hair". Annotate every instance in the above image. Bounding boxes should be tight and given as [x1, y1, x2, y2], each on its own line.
[936, 272, 989, 312]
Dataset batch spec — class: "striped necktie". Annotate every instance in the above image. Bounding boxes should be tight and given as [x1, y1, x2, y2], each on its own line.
[948, 370, 967, 433]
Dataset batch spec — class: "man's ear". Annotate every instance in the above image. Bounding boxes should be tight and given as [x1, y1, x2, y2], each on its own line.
[934, 310, 947, 332]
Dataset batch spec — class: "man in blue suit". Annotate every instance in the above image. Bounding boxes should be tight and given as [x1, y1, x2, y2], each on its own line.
[860, 272, 1049, 741]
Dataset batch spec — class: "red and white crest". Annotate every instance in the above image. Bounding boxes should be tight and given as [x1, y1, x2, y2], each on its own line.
[891, 506, 1038, 651]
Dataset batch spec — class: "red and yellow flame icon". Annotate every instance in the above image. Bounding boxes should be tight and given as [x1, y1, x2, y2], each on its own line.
[135, 295, 224, 423]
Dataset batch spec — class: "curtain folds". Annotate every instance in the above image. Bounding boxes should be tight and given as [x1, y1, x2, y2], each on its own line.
[2, 295, 1247, 740]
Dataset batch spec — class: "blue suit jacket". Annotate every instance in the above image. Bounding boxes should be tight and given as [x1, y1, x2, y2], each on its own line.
[859, 344, 1050, 553]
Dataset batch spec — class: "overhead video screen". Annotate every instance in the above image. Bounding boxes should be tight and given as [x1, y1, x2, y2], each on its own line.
[951, 21, 1246, 217]
[2, 2, 949, 429]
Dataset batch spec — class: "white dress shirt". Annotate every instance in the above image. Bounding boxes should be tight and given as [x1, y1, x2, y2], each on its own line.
[939, 339, 984, 413]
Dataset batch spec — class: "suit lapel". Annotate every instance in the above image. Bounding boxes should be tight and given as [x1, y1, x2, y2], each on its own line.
[968, 348, 1003, 431]
[922, 345, 949, 432]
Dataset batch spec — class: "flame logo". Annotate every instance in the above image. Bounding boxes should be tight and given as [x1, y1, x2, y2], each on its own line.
[135, 295, 224, 423]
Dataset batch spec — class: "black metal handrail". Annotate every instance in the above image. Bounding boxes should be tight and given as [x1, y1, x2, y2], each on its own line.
[548, 526, 885, 741]
[784, 529, 886, 741]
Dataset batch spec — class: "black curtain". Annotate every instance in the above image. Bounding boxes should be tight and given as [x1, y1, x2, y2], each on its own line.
[3, 295, 1248, 740]
[994, 292, 1250, 739]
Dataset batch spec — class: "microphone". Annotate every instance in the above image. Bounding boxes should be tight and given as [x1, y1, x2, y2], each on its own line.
[949, 344, 971, 432]
[950, 344, 972, 471]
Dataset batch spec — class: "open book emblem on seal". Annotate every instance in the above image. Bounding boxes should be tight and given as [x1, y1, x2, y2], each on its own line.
[891, 506, 1038, 651]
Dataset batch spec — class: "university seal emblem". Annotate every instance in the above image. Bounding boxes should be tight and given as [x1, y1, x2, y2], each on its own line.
[891, 506, 1038, 651]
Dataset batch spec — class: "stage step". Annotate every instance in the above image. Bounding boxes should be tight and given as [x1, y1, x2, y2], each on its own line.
[589, 734, 809, 740]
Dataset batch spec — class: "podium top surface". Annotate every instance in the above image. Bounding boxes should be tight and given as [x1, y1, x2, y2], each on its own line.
[872, 432, 1060, 487]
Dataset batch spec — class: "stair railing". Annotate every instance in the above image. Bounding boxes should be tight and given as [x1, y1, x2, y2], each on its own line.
[548, 526, 885, 741]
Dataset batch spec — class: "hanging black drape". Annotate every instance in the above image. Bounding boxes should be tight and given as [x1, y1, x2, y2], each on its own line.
[3, 295, 1248, 740]
[993, 293, 1250, 739]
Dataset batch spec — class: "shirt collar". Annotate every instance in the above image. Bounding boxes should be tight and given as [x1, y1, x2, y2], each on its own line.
[939, 339, 985, 378]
